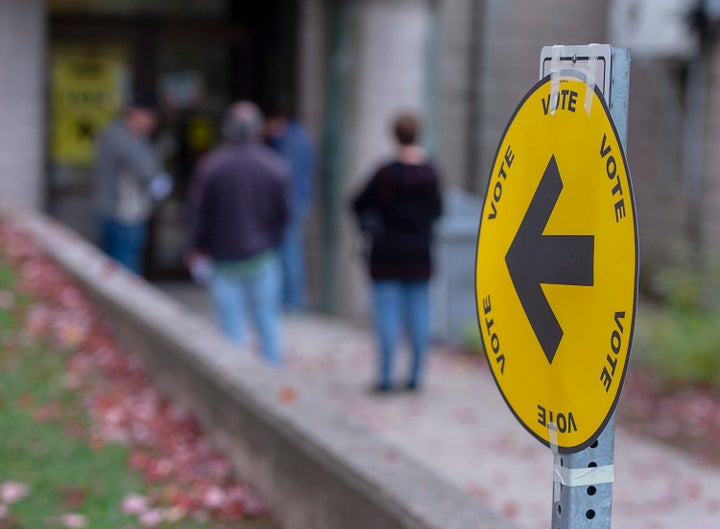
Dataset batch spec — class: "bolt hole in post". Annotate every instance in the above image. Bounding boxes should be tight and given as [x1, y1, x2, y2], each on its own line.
[586, 509, 596, 520]
[590, 440, 599, 448]
[587, 485, 597, 496]
[588, 462, 597, 468]
[557, 504, 562, 515]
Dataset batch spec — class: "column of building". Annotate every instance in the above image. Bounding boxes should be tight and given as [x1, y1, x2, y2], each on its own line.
[0, 0, 46, 210]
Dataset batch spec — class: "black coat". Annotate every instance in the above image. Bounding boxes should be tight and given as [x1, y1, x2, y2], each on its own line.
[352, 160, 442, 280]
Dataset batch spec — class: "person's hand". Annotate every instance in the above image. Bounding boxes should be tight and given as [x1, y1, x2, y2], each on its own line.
[150, 172, 173, 201]
[185, 250, 213, 285]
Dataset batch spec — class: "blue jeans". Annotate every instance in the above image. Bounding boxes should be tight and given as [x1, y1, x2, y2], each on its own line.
[99, 217, 147, 275]
[371, 280, 431, 388]
[208, 255, 282, 367]
[280, 215, 307, 310]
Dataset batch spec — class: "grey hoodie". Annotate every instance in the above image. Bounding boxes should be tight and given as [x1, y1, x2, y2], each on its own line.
[93, 119, 162, 223]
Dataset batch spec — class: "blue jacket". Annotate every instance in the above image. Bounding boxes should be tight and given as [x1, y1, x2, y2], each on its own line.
[267, 121, 315, 218]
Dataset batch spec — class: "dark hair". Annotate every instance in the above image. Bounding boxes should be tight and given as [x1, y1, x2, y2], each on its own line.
[265, 97, 295, 120]
[393, 113, 420, 146]
[127, 91, 158, 111]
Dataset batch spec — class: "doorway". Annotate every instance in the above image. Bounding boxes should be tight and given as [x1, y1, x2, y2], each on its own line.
[46, 0, 297, 278]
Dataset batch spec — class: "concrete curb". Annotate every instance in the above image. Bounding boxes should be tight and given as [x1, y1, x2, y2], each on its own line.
[10, 209, 517, 529]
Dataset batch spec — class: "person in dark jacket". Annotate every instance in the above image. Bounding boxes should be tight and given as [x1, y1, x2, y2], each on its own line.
[188, 101, 291, 366]
[352, 112, 442, 391]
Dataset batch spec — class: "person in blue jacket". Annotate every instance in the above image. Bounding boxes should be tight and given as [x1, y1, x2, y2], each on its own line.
[265, 105, 316, 312]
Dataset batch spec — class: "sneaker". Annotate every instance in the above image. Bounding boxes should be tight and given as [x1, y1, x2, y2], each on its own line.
[372, 382, 393, 393]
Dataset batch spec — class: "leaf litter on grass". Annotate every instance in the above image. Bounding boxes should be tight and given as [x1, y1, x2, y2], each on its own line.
[0, 220, 274, 528]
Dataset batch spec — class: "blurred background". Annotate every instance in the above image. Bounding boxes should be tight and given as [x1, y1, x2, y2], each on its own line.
[1, 0, 720, 346]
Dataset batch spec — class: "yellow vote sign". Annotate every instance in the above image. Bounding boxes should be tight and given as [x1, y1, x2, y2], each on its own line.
[475, 74, 637, 453]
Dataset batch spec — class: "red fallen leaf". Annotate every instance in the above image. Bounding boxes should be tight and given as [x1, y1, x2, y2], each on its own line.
[17, 393, 34, 409]
[707, 497, 720, 512]
[145, 459, 174, 482]
[158, 485, 182, 505]
[501, 501, 520, 519]
[686, 479, 703, 500]
[60, 486, 87, 509]
[0, 513, 21, 529]
[467, 483, 490, 500]
[0, 221, 270, 522]
[88, 432, 107, 451]
[278, 386, 297, 403]
[383, 449, 398, 462]
[101, 260, 119, 279]
[171, 492, 197, 511]
[0, 290, 15, 310]
[129, 450, 152, 472]
[163, 505, 188, 523]
[33, 403, 61, 423]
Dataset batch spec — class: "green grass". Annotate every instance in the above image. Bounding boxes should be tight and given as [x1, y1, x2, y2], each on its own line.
[634, 302, 720, 386]
[0, 260, 150, 528]
[632, 250, 720, 386]
[0, 260, 245, 528]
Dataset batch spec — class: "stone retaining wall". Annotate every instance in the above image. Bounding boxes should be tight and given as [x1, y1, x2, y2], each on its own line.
[12, 209, 517, 529]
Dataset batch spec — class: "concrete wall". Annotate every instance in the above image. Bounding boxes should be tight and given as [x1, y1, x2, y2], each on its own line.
[338, 0, 433, 317]
[0, 0, 45, 210]
[477, 0, 609, 190]
[437, 0, 477, 188]
[703, 46, 720, 255]
[297, 0, 326, 308]
[14, 208, 518, 529]
[297, 0, 325, 146]
[625, 60, 687, 280]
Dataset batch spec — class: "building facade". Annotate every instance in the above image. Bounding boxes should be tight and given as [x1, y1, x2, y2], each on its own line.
[0, 0, 715, 324]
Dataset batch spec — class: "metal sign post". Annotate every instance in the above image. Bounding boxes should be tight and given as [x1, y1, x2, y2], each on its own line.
[539, 46, 632, 529]
[475, 42, 635, 529]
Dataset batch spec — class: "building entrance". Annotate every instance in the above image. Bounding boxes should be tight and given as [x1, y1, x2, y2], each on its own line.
[47, 0, 297, 278]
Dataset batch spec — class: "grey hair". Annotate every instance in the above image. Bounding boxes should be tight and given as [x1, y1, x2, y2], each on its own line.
[222, 101, 264, 143]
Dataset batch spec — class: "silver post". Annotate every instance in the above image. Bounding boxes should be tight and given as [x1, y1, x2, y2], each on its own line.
[546, 46, 631, 529]
[551, 417, 616, 528]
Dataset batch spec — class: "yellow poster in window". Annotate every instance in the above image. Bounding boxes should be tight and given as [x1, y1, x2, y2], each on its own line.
[51, 46, 127, 166]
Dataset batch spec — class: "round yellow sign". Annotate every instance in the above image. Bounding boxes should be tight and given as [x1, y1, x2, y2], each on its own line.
[475, 74, 637, 453]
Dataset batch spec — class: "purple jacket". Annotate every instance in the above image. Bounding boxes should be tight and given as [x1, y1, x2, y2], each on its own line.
[190, 142, 291, 261]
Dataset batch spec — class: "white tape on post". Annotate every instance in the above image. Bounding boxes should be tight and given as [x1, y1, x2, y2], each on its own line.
[553, 465, 615, 487]
[550, 44, 562, 115]
[584, 43, 602, 115]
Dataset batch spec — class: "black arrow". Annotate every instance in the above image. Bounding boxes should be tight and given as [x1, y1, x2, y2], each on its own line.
[505, 155, 594, 364]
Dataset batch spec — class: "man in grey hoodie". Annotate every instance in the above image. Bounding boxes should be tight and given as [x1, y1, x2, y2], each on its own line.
[93, 94, 171, 274]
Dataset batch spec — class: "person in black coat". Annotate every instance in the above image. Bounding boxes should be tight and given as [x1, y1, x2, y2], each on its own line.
[352, 112, 442, 391]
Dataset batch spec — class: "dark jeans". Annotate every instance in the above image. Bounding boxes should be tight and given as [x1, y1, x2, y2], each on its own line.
[99, 217, 147, 275]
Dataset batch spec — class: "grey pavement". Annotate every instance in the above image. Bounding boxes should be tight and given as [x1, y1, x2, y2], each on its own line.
[157, 281, 720, 529]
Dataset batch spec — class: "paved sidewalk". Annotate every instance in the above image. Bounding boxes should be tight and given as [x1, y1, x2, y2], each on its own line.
[158, 281, 720, 529]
